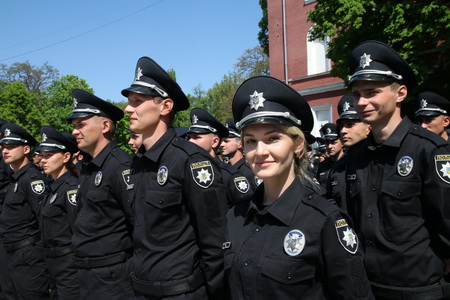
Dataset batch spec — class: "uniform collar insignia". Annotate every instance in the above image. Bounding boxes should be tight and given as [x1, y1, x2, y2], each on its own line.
[359, 53, 372, 69]
[420, 99, 428, 108]
[135, 67, 143, 81]
[249, 91, 265, 111]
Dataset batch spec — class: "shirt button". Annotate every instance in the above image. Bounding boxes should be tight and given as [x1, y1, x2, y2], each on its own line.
[287, 273, 292, 280]
[398, 191, 403, 196]
[244, 260, 251, 266]
[368, 213, 373, 218]
[367, 241, 372, 246]
[255, 226, 261, 232]
[136, 222, 140, 226]
[159, 200, 163, 204]
[372, 186, 378, 191]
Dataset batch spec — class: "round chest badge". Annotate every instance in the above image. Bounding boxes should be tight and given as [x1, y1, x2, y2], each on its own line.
[157, 166, 168, 186]
[397, 156, 413, 176]
[284, 229, 306, 256]
[49, 193, 57, 204]
[95, 171, 103, 186]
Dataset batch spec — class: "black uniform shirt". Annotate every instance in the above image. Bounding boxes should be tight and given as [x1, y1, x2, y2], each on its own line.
[345, 117, 450, 286]
[216, 158, 254, 207]
[131, 128, 227, 299]
[225, 177, 373, 300]
[233, 157, 258, 192]
[326, 154, 347, 208]
[316, 157, 334, 187]
[72, 141, 134, 258]
[0, 162, 48, 244]
[40, 171, 78, 248]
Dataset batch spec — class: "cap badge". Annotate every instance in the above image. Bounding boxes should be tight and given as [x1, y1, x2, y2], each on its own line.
[397, 156, 413, 176]
[249, 91, 265, 111]
[343, 101, 350, 112]
[284, 229, 305, 256]
[4, 128, 10, 137]
[95, 171, 103, 186]
[359, 53, 372, 69]
[73, 97, 78, 108]
[49, 193, 57, 204]
[135, 67, 143, 81]
[192, 115, 198, 124]
[42, 133, 47, 142]
[225, 123, 229, 128]
[157, 166, 168, 186]
[420, 99, 428, 108]
[326, 128, 332, 134]
[435, 155, 450, 184]
[335, 219, 358, 254]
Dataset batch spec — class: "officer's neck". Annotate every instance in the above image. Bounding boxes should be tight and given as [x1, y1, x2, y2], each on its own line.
[371, 114, 402, 144]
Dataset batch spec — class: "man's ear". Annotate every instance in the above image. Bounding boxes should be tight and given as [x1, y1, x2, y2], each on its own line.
[161, 98, 174, 116]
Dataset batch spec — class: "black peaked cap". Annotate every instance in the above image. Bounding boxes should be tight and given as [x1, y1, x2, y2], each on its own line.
[187, 108, 229, 140]
[121, 56, 189, 112]
[336, 94, 360, 123]
[225, 118, 240, 138]
[320, 123, 339, 141]
[68, 89, 124, 122]
[0, 123, 37, 146]
[415, 91, 450, 117]
[232, 76, 313, 133]
[37, 126, 78, 153]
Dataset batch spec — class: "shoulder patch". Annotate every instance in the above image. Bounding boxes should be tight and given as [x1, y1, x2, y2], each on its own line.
[233, 176, 250, 193]
[67, 189, 77, 206]
[335, 219, 358, 254]
[31, 180, 45, 195]
[190, 161, 215, 188]
[121, 169, 134, 190]
[435, 154, 450, 184]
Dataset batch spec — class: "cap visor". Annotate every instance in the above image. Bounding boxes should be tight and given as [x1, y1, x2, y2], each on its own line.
[121, 85, 160, 97]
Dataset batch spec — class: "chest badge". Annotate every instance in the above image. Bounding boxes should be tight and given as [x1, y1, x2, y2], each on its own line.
[95, 171, 103, 186]
[335, 219, 358, 254]
[397, 156, 413, 176]
[14, 182, 18, 193]
[157, 166, 169, 186]
[284, 229, 306, 256]
[254, 176, 263, 186]
[49, 193, 57, 204]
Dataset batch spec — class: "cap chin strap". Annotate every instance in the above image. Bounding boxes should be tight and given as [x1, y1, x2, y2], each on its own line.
[132, 81, 168, 98]
[189, 124, 217, 133]
[236, 111, 302, 130]
[1, 137, 28, 143]
[39, 143, 66, 150]
[415, 107, 447, 115]
[349, 69, 403, 82]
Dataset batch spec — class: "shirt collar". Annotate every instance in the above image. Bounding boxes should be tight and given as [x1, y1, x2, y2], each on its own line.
[12, 162, 35, 181]
[365, 116, 412, 150]
[89, 141, 117, 168]
[142, 128, 176, 163]
[49, 171, 72, 192]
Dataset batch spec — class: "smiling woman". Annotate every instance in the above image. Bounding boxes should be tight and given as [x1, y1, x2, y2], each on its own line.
[224, 76, 375, 300]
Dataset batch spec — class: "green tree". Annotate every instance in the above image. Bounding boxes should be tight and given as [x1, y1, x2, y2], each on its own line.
[0, 81, 45, 138]
[0, 61, 60, 94]
[234, 46, 270, 78]
[114, 102, 132, 153]
[258, 0, 269, 56]
[41, 75, 93, 133]
[307, 0, 450, 100]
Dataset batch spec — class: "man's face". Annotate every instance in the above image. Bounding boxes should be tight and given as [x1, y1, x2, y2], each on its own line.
[124, 92, 165, 135]
[325, 139, 343, 158]
[352, 81, 402, 126]
[417, 115, 450, 138]
[339, 120, 371, 147]
[71, 116, 105, 153]
[220, 137, 241, 156]
[2, 144, 28, 165]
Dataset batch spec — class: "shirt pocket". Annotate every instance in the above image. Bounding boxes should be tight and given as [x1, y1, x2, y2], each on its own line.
[41, 205, 63, 218]
[145, 189, 183, 245]
[261, 256, 316, 285]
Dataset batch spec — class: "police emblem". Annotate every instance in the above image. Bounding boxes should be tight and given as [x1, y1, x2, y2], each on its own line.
[192, 115, 198, 124]
[343, 101, 350, 112]
[249, 91, 265, 110]
[335, 219, 358, 254]
[233, 176, 249, 194]
[157, 166, 168, 186]
[122, 169, 134, 189]
[31, 180, 45, 195]
[283, 229, 305, 256]
[420, 99, 428, 108]
[73, 97, 78, 108]
[190, 161, 214, 188]
[4, 128, 11, 137]
[14, 182, 18, 193]
[435, 155, 450, 184]
[49, 193, 57, 204]
[67, 189, 77, 206]
[359, 53, 372, 69]
[95, 171, 102, 186]
[135, 67, 143, 80]
[397, 156, 413, 176]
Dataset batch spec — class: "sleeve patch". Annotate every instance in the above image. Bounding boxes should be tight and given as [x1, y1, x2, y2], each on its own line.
[67, 189, 78, 206]
[31, 180, 45, 195]
[190, 161, 214, 188]
[335, 219, 358, 254]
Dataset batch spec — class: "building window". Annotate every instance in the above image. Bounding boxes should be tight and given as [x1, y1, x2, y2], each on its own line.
[310, 104, 332, 138]
[307, 32, 331, 75]
[305, 0, 317, 5]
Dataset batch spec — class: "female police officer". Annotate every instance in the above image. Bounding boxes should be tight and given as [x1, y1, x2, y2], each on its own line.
[38, 126, 80, 299]
[224, 76, 374, 299]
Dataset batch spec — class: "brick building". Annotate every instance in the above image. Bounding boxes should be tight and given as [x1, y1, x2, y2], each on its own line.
[267, 0, 347, 138]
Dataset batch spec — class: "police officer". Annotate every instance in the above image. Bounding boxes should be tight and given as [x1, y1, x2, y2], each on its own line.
[220, 118, 258, 191]
[225, 75, 374, 299]
[128, 130, 142, 154]
[415, 91, 450, 141]
[37, 126, 80, 299]
[315, 122, 344, 186]
[187, 108, 254, 207]
[0, 123, 51, 299]
[68, 89, 134, 299]
[345, 40, 450, 299]
[122, 57, 227, 300]
[326, 94, 371, 206]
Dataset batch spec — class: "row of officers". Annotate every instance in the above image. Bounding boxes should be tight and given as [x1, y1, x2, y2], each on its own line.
[0, 40, 449, 300]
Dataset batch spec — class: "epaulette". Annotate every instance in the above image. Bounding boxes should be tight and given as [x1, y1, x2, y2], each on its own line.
[219, 160, 239, 175]
[302, 189, 340, 217]
[410, 125, 448, 147]
[172, 137, 203, 156]
[110, 147, 133, 164]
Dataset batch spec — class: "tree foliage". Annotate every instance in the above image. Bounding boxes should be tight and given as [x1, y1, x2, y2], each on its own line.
[308, 0, 450, 99]
[0, 61, 60, 94]
[234, 46, 270, 78]
[258, 0, 269, 56]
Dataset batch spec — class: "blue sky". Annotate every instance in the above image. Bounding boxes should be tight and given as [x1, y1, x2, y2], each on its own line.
[0, 0, 262, 102]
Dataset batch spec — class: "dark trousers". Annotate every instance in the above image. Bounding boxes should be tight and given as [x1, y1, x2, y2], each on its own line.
[0, 244, 16, 300]
[45, 253, 80, 300]
[78, 257, 133, 300]
[8, 244, 50, 300]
